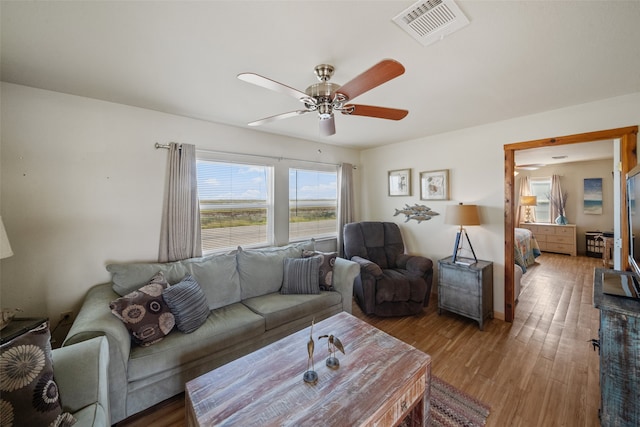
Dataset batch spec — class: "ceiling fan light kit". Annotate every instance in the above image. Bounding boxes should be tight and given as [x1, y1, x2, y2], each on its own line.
[238, 59, 409, 136]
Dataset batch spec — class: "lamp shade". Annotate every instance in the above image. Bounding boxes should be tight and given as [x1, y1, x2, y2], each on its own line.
[445, 203, 480, 226]
[520, 195, 537, 206]
[0, 217, 13, 259]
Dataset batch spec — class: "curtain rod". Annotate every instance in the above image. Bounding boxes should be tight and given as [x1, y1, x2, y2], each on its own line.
[154, 142, 356, 169]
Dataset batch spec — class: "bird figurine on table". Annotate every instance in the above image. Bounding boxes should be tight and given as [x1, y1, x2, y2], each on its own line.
[319, 334, 345, 369]
[303, 319, 318, 384]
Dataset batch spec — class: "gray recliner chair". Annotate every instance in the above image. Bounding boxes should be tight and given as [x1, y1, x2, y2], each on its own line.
[343, 221, 433, 317]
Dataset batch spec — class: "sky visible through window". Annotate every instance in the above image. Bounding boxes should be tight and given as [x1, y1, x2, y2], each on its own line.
[289, 169, 337, 201]
[196, 161, 336, 201]
[197, 161, 268, 201]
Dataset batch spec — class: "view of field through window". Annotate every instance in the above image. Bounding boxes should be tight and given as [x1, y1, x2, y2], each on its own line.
[289, 168, 337, 241]
[197, 160, 337, 252]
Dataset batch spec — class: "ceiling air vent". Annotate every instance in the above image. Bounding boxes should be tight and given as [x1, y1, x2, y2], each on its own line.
[392, 0, 469, 47]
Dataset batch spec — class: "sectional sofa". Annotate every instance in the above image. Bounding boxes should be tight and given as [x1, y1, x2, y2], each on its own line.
[63, 241, 359, 424]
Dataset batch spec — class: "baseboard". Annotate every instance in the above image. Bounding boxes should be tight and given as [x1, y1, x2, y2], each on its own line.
[493, 311, 505, 321]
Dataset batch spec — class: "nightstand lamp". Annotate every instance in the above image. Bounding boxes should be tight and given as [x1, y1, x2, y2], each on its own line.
[520, 195, 537, 223]
[446, 203, 480, 264]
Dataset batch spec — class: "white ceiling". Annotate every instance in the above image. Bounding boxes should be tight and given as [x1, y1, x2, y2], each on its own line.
[1, 1, 639, 150]
[515, 139, 614, 168]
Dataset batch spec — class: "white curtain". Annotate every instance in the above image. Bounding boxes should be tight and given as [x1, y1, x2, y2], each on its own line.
[550, 174, 565, 221]
[518, 176, 536, 223]
[159, 143, 202, 262]
[337, 163, 355, 257]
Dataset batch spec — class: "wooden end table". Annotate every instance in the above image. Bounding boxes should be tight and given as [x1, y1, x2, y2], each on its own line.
[185, 312, 431, 426]
[438, 256, 494, 330]
[1, 317, 48, 345]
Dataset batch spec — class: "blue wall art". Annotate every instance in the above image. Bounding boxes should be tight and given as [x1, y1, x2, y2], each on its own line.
[584, 177, 603, 215]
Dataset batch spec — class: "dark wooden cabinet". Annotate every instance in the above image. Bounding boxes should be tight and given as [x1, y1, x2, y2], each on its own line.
[0, 317, 48, 345]
[593, 268, 640, 426]
[437, 257, 493, 330]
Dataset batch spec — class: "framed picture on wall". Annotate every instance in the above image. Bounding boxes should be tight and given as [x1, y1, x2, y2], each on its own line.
[584, 178, 603, 215]
[388, 169, 411, 196]
[420, 169, 449, 200]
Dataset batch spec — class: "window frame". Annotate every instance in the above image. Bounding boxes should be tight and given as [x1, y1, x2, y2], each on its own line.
[288, 166, 338, 242]
[196, 152, 275, 254]
[530, 176, 552, 223]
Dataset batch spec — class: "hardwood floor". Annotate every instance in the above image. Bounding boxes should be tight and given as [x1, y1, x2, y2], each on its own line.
[117, 253, 603, 427]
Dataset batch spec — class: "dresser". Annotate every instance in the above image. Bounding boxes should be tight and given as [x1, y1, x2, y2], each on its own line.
[519, 223, 577, 256]
[437, 257, 493, 330]
[593, 268, 640, 426]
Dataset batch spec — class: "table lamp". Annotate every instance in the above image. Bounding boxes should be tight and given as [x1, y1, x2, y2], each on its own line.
[520, 195, 537, 223]
[1, 216, 16, 330]
[445, 203, 480, 264]
[1, 217, 13, 260]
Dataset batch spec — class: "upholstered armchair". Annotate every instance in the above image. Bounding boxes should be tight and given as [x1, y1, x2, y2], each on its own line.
[343, 221, 433, 317]
[52, 336, 110, 426]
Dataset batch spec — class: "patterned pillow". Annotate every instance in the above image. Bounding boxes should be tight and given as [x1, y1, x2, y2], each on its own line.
[303, 250, 338, 291]
[162, 275, 210, 334]
[110, 271, 175, 346]
[280, 256, 321, 295]
[0, 321, 76, 427]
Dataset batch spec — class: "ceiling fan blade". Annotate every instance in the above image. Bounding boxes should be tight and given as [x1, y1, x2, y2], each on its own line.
[248, 110, 310, 127]
[238, 73, 310, 100]
[342, 104, 408, 120]
[319, 116, 336, 136]
[336, 59, 405, 101]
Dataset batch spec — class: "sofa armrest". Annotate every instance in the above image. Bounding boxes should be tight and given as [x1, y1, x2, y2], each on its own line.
[396, 254, 433, 276]
[53, 336, 110, 422]
[63, 283, 131, 424]
[351, 256, 383, 278]
[332, 257, 359, 314]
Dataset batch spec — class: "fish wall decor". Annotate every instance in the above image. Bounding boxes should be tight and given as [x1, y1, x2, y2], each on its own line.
[393, 204, 439, 223]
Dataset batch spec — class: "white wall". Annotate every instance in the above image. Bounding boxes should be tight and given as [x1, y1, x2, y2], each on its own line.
[359, 92, 640, 317]
[518, 158, 616, 255]
[0, 83, 361, 324]
[2, 82, 639, 323]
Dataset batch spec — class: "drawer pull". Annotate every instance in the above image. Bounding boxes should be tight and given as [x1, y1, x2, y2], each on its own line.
[401, 400, 408, 411]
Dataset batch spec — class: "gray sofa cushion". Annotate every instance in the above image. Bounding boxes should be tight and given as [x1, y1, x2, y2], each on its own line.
[127, 303, 264, 382]
[236, 241, 314, 300]
[281, 256, 321, 295]
[242, 292, 342, 330]
[163, 275, 210, 333]
[184, 252, 241, 310]
[108, 261, 188, 296]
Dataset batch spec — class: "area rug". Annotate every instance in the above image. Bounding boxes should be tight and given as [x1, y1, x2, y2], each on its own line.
[429, 375, 491, 427]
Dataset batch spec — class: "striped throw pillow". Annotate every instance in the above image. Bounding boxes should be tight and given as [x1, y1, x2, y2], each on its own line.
[280, 256, 321, 295]
[163, 275, 210, 333]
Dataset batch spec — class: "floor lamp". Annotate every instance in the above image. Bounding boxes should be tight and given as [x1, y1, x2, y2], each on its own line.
[446, 203, 481, 264]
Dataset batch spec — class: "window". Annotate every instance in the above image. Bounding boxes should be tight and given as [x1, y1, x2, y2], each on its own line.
[530, 177, 551, 223]
[289, 168, 337, 241]
[197, 159, 273, 253]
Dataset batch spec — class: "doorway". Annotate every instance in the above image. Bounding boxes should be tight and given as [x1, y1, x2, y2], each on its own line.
[503, 126, 638, 322]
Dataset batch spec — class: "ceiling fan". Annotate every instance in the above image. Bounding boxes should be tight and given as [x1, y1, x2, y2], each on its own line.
[237, 59, 409, 136]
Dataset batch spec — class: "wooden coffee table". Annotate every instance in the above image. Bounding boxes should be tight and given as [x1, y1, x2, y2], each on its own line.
[185, 311, 431, 426]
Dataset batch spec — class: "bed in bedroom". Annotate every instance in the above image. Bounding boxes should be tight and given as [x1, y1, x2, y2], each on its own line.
[514, 227, 541, 300]
[515, 227, 541, 272]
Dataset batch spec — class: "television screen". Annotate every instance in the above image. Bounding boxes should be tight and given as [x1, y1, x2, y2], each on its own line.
[627, 164, 640, 277]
